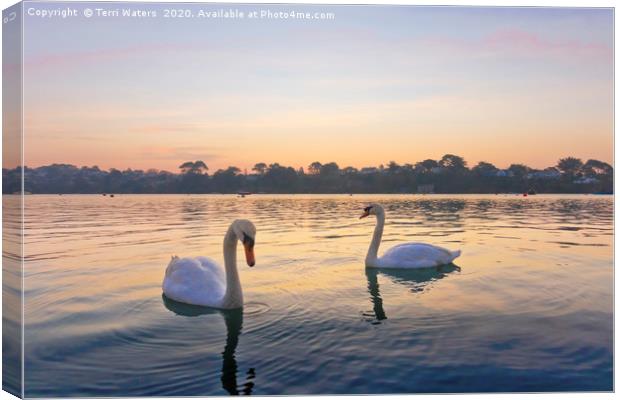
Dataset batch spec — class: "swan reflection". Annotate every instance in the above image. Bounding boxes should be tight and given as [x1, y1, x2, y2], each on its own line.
[162, 294, 255, 395]
[364, 264, 461, 324]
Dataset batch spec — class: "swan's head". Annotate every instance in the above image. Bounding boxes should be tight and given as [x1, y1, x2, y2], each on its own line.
[359, 203, 384, 219]
[232, 219, 256, 267]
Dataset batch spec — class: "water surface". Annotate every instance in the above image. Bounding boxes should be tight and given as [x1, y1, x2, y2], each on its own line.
[17, 194, 613, 395]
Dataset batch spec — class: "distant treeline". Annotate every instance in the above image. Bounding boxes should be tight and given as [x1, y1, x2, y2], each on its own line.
[2, 155, 613, 194]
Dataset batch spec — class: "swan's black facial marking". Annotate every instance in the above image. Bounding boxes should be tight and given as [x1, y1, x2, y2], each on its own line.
[242, 232, 255, 248]
[360, 205, 373, 219]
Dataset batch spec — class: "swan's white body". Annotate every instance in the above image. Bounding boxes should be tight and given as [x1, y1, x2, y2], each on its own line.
[362, 204, 461, 269]
[162, 220, 255, 309]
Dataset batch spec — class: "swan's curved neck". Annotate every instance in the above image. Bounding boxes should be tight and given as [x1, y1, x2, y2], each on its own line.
[366, 211, 385, 266]
[221, 224, 243, 309]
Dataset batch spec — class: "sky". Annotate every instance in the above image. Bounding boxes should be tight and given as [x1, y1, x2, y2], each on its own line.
[17, 3, 614, 172]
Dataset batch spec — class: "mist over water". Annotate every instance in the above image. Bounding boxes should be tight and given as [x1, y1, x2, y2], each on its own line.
[15, 194, 612, 395]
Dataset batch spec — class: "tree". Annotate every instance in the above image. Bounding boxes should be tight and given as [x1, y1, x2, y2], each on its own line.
[212, 166, 242, 192]
[556, 157, 583, 178]
[319, 162, 340, 176]
[226, 166, 241, 175]
[342, 166, 358, 175]
[252, 162, 267, 175]
[263, 163, 299, 192]
[308, 162, 322, 175]
[439, 154, 467, 171]
[415, 159, 438, 173]
[387, 161, 401, 174]
[508, 164, 530, 179]
[193, 161, 208, 174]
[583, 159, 612, 177]
[5, 155, 612, 195]
[472, 161, 498, 177]
[179, 160, 208, 175]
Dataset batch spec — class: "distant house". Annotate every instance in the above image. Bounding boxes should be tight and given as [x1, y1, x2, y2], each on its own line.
[574, 177, 599, 184]
[360, 167, 379, 175]
[495, 169, 514, 178]
[417, 184, 435, 194]
[479, 169, 499, 177]
[527, 168, 561, 180]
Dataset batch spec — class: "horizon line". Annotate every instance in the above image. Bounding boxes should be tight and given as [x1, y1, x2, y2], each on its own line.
[5, 156, 614, 173]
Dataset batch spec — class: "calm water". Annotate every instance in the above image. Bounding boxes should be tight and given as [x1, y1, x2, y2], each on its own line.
[15, 194, 613, 396]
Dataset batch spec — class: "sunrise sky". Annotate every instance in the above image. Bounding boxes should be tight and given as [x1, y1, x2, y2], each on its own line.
[19, 4, 613, 172]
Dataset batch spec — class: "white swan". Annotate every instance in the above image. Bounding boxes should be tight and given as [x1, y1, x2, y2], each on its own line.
[162, 219, 256, 309]
[360, 204, 461, 269]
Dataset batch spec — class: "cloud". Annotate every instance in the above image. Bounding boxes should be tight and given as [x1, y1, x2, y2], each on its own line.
[139, 145, 221, 163]
[483, 28, 610, 54]
[129, 123, 207, 135]
[23, 43, 196, 71]
[422, 27, 611, 60]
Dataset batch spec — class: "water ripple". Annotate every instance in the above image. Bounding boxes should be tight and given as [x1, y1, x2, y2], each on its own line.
[12, 194, 613, 395]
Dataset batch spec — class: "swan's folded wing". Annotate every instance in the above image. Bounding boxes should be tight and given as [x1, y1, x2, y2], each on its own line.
[195, 256, 226, 283]
[383, 242, 451, 257]
[163, 257, 226, 305]
[381, 242, 459, 268]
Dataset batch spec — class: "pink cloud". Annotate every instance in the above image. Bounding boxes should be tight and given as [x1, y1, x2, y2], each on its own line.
[139, 145, 221, 163]
[422, 27, 610, 60]
[483, 28, 609, 54]
[23, 43, 197, 71]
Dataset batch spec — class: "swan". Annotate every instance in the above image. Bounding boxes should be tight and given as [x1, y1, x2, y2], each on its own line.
[360, 203, 461, 269]
[162, 219, 256, 309]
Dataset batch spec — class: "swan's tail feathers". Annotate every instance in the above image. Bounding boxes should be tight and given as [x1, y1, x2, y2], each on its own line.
[166, 255, 180, 277]
[451, 250, 462, 260]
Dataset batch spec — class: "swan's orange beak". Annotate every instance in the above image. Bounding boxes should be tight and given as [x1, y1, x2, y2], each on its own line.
[244, 242, 255, 267]
[360, 210, 370, 219]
